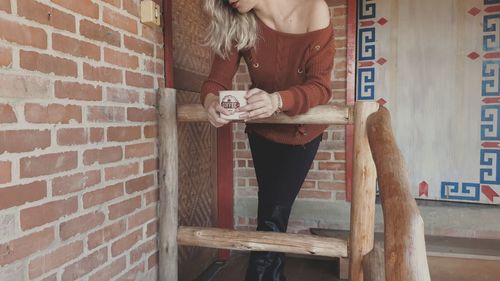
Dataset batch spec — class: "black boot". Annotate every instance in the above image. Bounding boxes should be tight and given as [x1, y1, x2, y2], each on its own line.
[244, 206, 291, 281]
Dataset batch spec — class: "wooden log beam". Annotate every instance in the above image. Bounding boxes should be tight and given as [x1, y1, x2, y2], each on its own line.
[159, 89, 179, 281]
[177, 226, 348, 258]
[366, 106, 431, 281]
[349, 101, 379, 281]
[177, 104, 353, 124]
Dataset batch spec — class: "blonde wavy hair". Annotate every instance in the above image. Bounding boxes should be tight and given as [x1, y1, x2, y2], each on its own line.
[203, 0, 258, 59]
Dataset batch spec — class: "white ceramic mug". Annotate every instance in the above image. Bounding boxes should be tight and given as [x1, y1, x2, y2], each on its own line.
[219, 90, 247, 120]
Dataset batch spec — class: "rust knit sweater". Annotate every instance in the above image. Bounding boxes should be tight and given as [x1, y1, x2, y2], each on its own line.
[201, 16, 335, 145]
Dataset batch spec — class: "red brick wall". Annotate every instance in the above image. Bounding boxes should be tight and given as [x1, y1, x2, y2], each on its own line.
[0, 0, 163, 280]
[233, 2, 348, 233]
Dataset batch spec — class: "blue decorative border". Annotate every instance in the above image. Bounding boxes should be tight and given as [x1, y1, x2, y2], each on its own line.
[440, 0, 500, 203]
[357, 0, 377, 101]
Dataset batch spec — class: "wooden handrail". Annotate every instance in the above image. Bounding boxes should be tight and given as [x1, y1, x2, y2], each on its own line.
[366, 106, 431, 281]
[177, 226, 348, 258]
[177, 104, 354, 124]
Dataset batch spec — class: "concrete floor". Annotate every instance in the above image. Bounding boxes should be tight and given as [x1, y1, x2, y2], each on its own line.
[206, 253, 340, 281]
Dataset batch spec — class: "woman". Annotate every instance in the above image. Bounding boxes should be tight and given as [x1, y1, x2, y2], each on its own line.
[201, 0, 335, 280]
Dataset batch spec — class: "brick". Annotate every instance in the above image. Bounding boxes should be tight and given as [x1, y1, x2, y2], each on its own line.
[20, 197, 78, 230]
[55, 81, 102, 101]
[83, 182, 124, 209]
[108, 196, 141, 220]
[144, 125, 158, 138]
[52, 170, 101, 196]
[123, 0, 140, 17]
[52, 33, 100, 61]
[83, 63, 123, 84]
[20, 151, 78, 178]
[20, 50, 77, 77]
[0, 227, 54, 266]
[83, 146, 123, 166]
[124, 35, 154, 56]
[0, 74, 50, 98]
[80, 19, 120, 46]
[144, 188, 159, 205]
[336, 192, 346, 200]
[0, 18, 47, 48]
[156, 46, 164, 59]
[0, 161, 11, 184]
[0, 129, 50, 153]
[0, 181, 46, 210]
[130, 237, 156, 264]
[18, 0, 75, 32]
[57, 128, 88, 146]
[105, 162, 139, 181]
[156, 61, 164, 75]
[148, 252, 158, 270]
[87, 106, 125, 123]
[128, 206, 156, 230]
[51, 0, 99, 19]
[144, 59, 155, 73]
[143, 158, 158, 173]
[315, 151, 332, 160]
[0, 0, 11, 13]
[61, 248, 108, 281]
[103, 7, 137, 34]
[88, 256, 126, 281]
[334, 152, 346, 160]
[60, 211, 105, 240]
[298, 190, 332, 200]
[0, 46, 12, 67]
[125, 174, 154, 194]
[28, 240, 83, 279]
[107, 126, 141, 142]
[111, 229, 142, 257]
[106, 87, 140, 104]
[90, 128, 104, 143]
[125, 71, 154, 88]
[104, 47, 139, 69]
[146, 220, 157, 237]
[318, 162, 344, 170]
[87, 220, 126, 250]
[127, 107, 157, 122]
[318, 181, 345, 190]
[102, 0, 121, 7]
[142, 25, 163, 44]
[144, 91, 157, 106]
[118, 261, 145, 280]
[125, 142, 155, 159]
[25, 102, 81, 123]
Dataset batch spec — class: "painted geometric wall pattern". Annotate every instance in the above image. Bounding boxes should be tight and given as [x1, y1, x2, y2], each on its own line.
[357, 0, 500, 204]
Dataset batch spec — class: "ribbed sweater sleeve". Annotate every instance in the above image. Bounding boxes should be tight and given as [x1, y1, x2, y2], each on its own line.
[200, 47, 242, 105]
[278, 31, 335, 116]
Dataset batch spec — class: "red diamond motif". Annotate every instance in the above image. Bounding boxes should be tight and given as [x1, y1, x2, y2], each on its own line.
[377, 98, 387, 105]
[377, 58, 387, 65]
[377, 18, 388, 25]
[468, 7, 480, 16]
[467, 52, 480, 60]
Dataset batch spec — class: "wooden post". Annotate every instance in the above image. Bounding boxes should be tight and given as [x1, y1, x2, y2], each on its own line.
[159, 89, 178, 281]
[366, 106, 431, 281]
[349, 101, 379, 281]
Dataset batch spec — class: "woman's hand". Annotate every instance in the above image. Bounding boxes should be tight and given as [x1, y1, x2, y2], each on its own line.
[238, 88, 281, 121]
[203, 93, 231, 127]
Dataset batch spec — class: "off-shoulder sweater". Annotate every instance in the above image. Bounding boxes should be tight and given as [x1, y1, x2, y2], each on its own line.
[200, 16, 336, 145]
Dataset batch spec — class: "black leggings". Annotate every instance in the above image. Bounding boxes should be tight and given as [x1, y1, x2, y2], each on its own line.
[244, 132, 322, 281]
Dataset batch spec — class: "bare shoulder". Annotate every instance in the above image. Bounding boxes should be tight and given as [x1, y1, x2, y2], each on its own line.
[307, 0, 330, 32]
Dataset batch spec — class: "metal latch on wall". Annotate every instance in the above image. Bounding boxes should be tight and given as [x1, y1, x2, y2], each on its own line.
[140, 0, 161, 27]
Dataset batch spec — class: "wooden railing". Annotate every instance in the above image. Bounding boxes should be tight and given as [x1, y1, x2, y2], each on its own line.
[158, 89, 431, 281]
